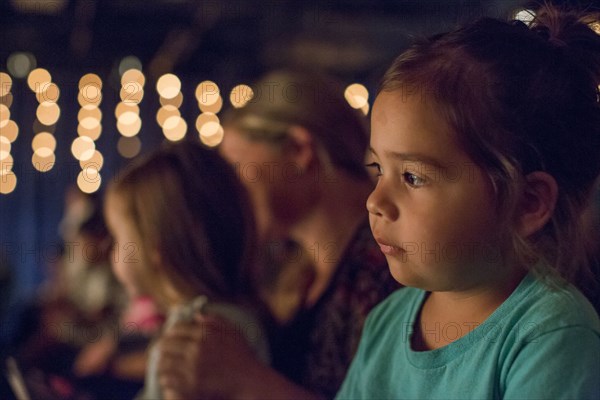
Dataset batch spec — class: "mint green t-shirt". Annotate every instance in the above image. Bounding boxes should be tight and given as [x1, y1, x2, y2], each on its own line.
[337, 272, 600, 399]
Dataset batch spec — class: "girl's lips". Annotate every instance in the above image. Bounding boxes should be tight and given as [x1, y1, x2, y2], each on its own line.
[375, 238, 403, 256]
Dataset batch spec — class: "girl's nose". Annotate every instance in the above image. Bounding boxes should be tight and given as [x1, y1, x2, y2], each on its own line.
[366, 180, 399, 221]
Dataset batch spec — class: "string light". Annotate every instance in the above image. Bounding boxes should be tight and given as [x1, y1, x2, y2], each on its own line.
[117, 69, 144, 142]
[77, 167, 101, 194]
[344, 83, 369, 109]
[156, 73, 181, 100]
[117, 136, 141, 158]
[0, 170, 17, 194]
[229, 84, 253, 108]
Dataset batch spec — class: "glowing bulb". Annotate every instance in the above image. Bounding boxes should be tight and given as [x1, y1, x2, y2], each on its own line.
[195, 112, 219, 132]
[1, 154, 13, 173]
[160, 92, 183, 108]
[32, 132, 57, 152]
[120, 83, 144, 104]
[199, 95, 223, 114]
[71, 136, 95, 160]
[0, 171, 17, 194]
[0, 73, 12, 97]
[0, 105, 10, 126]
[0, 120, 18, 143]
[200, 125, 224, 147]
[163, 117, 187, 142]
[7, 52, 36, 79]
[196, 81, 220, 106]
[117, 115, 142, 137]
[156, 73, 181, 99]
[514, 9, 535, 26]
[80, 150, 104, 171]
[121, 69, 146, 87]
[0, 93, 13, 108]
[119, 57, 143, 77]
[77, 168, 101, 193]
[35, 82, 60, 103]
[0, 136, 10, 160]
[117, 136, 141, 158]
[79, 73, 103, 90]
[230, 84, 254, 108]
[156, 105, 181, 128]
[344, 83, 369, 109]
[78, 106, 102, 122]
[77, 124, 102, 141]
[27, 68, 52, 93]
[32, 152, 55, 172]
[115, 102, 140, 119]
[36, 102, 61, 126]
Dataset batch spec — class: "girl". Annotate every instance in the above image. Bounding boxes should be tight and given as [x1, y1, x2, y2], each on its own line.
[104, 141, 269, 399]
[338, 6, 600, 399]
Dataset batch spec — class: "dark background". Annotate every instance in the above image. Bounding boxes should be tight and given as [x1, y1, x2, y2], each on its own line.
[1, 0, 597, 343]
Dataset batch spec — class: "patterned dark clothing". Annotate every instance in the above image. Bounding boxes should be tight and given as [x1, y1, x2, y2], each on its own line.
[269, 220, 400, 398]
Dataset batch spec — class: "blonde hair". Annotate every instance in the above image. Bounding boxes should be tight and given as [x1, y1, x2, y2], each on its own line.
[223, 69, 370, 180]
[106, 141, 256, 306]
[381, 5, 600, 291]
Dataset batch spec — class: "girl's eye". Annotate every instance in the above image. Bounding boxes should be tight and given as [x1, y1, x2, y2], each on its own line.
[365, 162, 382, 177]
[403, 172, 426, 187]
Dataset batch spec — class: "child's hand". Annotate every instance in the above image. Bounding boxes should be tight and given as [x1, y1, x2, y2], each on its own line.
[157, 313, 259, 399]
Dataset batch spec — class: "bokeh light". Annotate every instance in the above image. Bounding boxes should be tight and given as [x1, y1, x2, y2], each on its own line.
[156, 105, 181, 128]
[32, 132, 57, 152]
[0, 93, 13, 108]
[344, 83, 369, 109]
[196, 80, 220, 106]
[77, 124, 102, 141]
[160, 92, 183, 108]
[36, 102, 61, 125]
[7, 52, 36, 79]
[77, 168, 101, 193]
[1, 154, 13, 173]
[0, 136, 11, 160]
[163, 116, 187, 142]
[32, 152, 55, 172]
[0, 120, 19, 142]
[35, 82, 60, 103]
[156, 73, 181, 99]
[199, 95, 223, 114]
[119, 57, 143, 77]
[27, 68, 52, 93]
[117, 136, 141, 158]
[71, 136, 96, 160]
[80, 150, 104, 171]
[200, 125, 224, 147]
[230, 84, 254, 108]
[0, 171, 17, 194]
[0, 73, 13, 97]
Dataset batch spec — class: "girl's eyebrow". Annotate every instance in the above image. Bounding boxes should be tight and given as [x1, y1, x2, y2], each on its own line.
[369, 147, 445, 169]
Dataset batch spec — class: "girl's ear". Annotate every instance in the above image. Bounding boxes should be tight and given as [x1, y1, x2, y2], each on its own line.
[283, 125, 315, 171]
[516, 171, 558, 238]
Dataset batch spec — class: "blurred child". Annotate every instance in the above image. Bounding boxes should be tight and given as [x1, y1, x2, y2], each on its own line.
[104, 141, 269, 399]
[338, 6, 600, 399]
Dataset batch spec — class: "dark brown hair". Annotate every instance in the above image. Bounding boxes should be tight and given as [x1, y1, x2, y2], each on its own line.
[106, 141, 256, 306]
[381, 5, 600, 289]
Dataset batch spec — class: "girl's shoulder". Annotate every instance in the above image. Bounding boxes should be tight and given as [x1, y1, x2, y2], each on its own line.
[507, 272, 600, 340]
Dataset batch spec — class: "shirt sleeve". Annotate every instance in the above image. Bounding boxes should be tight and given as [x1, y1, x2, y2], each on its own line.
[503, 326, 600, 400]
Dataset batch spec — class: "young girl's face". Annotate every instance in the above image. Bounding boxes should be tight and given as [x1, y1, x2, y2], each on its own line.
[367, 91, 503, 293]
[104, 194, 143, 298]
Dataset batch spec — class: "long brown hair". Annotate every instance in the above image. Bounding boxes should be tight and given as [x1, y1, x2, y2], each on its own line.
[106, 141, 256, 306]
[380, 5, 600, 291]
